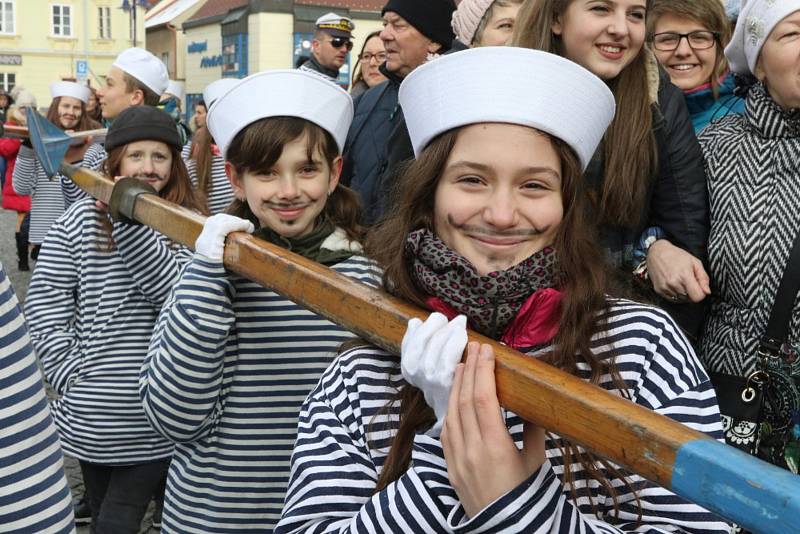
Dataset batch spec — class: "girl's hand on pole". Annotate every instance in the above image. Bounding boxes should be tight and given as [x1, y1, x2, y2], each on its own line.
[441, 342, 546, 519]
[195, 213, 254, 261]
[401, 313, 468, 436]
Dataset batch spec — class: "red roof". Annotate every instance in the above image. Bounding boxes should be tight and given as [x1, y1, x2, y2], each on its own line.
[185, 0, 249, 23]
[295, 0, 384, 11]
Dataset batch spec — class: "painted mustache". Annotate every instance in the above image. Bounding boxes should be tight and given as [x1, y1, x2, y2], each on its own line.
[132, 172, 167, 182]
[448, 214, 547, 237]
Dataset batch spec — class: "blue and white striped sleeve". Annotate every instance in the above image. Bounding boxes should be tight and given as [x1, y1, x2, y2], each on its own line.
[0, 262, 76, 533]
[11, 145, 38, 196]
[23, 218, 81, 396]
[61, 143, 104, 207]
[112, 220, 193, 306]
[277, 350, 459, 534]
[140, 256, 236, 443]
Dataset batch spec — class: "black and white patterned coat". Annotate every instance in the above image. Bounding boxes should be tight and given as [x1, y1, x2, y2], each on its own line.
[698, 83, 800, 377]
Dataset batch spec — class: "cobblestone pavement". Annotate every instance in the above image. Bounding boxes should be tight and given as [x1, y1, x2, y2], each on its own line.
[2, 207, 156, 533]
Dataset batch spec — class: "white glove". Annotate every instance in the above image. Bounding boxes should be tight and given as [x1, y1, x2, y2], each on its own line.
[401, 312, 468, 437]
[195, 213, 254, 261]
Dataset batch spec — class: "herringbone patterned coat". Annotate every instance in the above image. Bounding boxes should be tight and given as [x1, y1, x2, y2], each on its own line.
[698, 83, 800, 376]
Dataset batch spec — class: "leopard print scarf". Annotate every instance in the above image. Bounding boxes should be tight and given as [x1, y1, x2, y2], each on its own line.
[405, 228, 557, 339]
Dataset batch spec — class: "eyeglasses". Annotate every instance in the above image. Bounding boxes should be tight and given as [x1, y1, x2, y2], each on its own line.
[325, 37, 354, 51]
[359, 52, 387, 64]
[652, 31, 719, 51]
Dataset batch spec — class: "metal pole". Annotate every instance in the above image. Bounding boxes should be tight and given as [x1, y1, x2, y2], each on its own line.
[132, 3, 137, 47]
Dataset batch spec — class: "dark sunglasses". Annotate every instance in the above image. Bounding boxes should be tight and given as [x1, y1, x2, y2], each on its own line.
[327, 37, 354, 51]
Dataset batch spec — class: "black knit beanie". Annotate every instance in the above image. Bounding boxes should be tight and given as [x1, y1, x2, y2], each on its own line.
[382, 0, 456, 51]
[105, 106, 181, 152]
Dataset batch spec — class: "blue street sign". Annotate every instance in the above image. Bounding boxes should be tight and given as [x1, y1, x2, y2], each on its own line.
[76, 60, 88, 81]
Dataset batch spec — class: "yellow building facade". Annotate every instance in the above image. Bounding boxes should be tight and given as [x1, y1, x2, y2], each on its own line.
[0, 0, 146, 107]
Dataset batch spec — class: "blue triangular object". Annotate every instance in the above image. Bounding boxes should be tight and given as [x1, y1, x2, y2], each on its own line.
[26, 108, 71, 178]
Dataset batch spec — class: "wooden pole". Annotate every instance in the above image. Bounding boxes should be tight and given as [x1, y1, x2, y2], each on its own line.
[61, 163, 800, 534]
[1, 124, 106, 142]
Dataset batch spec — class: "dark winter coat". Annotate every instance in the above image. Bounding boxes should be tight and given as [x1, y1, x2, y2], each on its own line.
[340, 65, 402, 224]
[587, 58, 710, 339]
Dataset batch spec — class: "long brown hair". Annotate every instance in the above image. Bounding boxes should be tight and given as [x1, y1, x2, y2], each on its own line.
[367, 127, 641, 519]
[649, 0, 731, 98]
[513, 0, 658, 228]
[46, 96, 102, 132]
[98, 143, 207, 249]
[190, 125, 215, 203]
[225, 116, 364, 242]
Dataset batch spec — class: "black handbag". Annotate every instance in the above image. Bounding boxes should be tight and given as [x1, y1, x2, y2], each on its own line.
[710, 229, 800, 469]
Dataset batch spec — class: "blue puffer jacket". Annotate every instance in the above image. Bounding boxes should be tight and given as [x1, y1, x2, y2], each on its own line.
[685, 72, 746, 133]
[340, 68, 401, 224]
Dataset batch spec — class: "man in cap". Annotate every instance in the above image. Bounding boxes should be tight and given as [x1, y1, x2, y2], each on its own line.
[341, 0, 456, 225]
[98, 47, 169, 122]
[64, 48, 171, 206]
[298, 12, 355, 86]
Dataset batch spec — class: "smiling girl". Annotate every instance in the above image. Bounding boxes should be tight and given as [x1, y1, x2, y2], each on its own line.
[514, 0, 711, 342]
[650, 0, 745, 132]
[24, 106, 204, 533]
[140, 70, 382, 533]
[276, 47, 726, 534]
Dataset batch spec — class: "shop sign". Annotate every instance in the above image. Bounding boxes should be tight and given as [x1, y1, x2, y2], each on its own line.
[188, 41, 208, 54]
[0, 54, 22, 66]
[200, 55, 223, 68]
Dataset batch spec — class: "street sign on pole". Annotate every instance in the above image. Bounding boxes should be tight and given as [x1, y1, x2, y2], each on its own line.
[76, 60, 88, 82]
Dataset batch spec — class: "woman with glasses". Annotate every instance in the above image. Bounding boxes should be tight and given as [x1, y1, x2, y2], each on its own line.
[513, 0, 711, 343]
[351, 31, 388, 97]
[650, 0, 745, 132]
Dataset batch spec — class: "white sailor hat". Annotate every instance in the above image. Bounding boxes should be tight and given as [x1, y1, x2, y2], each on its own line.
[399, 47, 615, 171]
[315, 12, 355, 38]
[164, 80, 185, 102]
[50, 81, 91, 103]
[203, 78, 240, 109]
[112, 47, 169, 95]
[207, 69, 353, 158]
[726, 0, 800, 75]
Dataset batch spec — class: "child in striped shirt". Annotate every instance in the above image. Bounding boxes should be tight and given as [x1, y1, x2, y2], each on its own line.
[0, 261, 75, 533]
[140, 71, 381, 533]
[25, 106, 205, 534]
[276, 48, 729, 534]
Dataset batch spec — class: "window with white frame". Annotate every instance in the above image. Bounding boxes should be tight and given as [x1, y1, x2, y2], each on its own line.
[0, 1, 14, 34]
[0, 72, 15, 92]
[98, 6, 111, 39]
[51, 4, 72, 37]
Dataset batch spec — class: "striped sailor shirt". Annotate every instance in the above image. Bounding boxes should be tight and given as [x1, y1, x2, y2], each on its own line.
[140, 253, 382, 533]
[12, 145, 67, 245]
[25, 198, 191, 465]
[0, 262, 76, 533]
[277, 300, 730, 534]
[61, 143, 105, 208]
